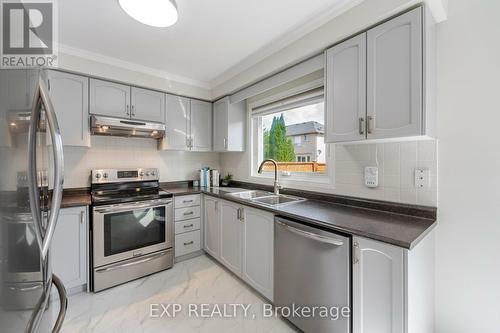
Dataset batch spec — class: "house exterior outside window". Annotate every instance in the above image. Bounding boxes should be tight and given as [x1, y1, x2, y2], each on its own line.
[286, 121, 325, 163]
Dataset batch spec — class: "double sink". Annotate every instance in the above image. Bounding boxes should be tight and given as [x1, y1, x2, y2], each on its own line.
[225, 190, 305, 208]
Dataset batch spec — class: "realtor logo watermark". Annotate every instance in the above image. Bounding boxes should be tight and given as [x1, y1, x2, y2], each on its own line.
[1, 0, 58, 68]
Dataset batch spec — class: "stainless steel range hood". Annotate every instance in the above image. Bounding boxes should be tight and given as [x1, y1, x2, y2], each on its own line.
[90, 115, 165, 139]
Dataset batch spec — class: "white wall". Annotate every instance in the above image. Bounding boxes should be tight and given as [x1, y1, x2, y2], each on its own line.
[63, 136, 220, 188]
[435, 0, 500, 331]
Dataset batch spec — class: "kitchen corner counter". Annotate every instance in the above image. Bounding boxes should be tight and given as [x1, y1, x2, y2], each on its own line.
[162, 185, 436, 249]
[61, 189, 91, 208]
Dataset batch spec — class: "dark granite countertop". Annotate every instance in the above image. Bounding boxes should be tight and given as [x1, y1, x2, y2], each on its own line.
[162, 185, 436, 249]
[61, 191, 91, 208]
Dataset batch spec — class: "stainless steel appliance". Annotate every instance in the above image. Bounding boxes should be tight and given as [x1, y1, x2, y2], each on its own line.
[90, 168, 174, 292]
[90, 115, 165, 139]
[274, 217, 351, 333]
[0, 70, 67, 332]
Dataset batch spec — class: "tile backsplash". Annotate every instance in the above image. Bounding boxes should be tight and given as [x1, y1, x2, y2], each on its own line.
[334, 140, 437, 206]
[62, 136, 221, 188]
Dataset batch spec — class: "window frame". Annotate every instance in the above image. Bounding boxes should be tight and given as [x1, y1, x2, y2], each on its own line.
[248, 80, 334, 187]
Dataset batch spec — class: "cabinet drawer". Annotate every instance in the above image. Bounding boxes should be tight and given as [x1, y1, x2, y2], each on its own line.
[175, 230, 201, 257]
[174, 194, 200, 208]
[175, 218, 201, 234]
[175, 206, 201, 221]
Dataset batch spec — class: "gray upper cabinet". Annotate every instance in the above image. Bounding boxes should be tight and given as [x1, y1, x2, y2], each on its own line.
[190, 99, 212, 151]
[163, 94, 190, 150]
[325, 7, 431, 143]
[161, 94, 212, 151]
[47, 71, 90, 147]
[367, 7, 422, 140]
[325, 33, 367, 143]
[130, 87, 165, 122]
[213, 97, 245, 152]
[90, 79, 130, 118]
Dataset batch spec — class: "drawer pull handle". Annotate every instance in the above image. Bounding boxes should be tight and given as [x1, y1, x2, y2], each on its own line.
[183, 200, 194, 203]
[183, 211, 194, 216]
[184, 241, 194, 246]
[183, 224, 194, 228]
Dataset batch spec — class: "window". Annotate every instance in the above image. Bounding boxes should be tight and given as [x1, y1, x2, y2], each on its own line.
[251, 88, 327, 177]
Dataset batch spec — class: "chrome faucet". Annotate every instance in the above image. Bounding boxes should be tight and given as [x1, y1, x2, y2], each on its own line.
[257, 159, 283, 195]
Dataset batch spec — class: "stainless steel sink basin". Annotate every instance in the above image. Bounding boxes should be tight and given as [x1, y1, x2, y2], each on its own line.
[226, 190, 274, 200]
[251, 194, 305, 207]
[225, 190, 306, 207]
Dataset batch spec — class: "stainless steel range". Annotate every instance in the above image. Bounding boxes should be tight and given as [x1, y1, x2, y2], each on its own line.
[90, 168, 173, 292]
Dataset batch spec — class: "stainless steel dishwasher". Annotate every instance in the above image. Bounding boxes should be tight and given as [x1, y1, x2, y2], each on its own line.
[274, 217, 351, 333]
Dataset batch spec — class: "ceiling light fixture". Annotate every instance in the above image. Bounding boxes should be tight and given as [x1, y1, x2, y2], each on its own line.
[119, 0, 178, 28]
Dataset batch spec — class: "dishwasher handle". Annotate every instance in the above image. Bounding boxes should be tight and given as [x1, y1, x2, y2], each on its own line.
[276, 220, 344, 246]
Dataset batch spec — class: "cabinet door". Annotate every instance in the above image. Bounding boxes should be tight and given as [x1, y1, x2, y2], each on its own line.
[353, 236, 404, 333]
[163, 94, 190, 150]
[47, 71, 90, 147]
[242, 207, 274, 301]
[130, 87, 165, 122]
[51, 207, 87, 290]
[325, 33, 366, 143]
[219, 200, 243, 275]
[213, 98, 228, 152]
[190, 99, 212, 151]
[89, 78, 131, 118]
[203, 196, 220, 259]
[367, 7, 422, 139]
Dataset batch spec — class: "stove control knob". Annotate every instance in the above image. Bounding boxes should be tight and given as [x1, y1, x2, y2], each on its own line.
[145, 172, 150, 176]
[95, 173, 101, 179]
[103, 173, 108, 179]
[139, 171, 144, 177]
[151, 171, 156, 177]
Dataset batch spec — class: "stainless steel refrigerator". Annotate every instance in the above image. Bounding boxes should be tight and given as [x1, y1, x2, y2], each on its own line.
[0, 69, 67, 332]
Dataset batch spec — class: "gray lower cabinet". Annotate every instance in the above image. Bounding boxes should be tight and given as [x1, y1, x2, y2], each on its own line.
[353, 233, 435, 333]
[242, 206, 274, 301]
[203, 196, 274, 301]
[47, 71, 90, 147]
[174, 194, 202, 260]
[51, 206, 88, 292]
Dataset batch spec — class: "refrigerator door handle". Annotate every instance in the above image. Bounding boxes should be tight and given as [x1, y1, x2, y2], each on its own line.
[51, 274, 68, 333]
[28, 76, 65, 260]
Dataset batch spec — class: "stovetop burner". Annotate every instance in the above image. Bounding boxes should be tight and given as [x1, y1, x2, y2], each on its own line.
[90, 168, 172, 205]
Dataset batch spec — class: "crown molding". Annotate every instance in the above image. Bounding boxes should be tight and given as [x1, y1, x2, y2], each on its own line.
[209, 0, 365, 89]
[58, 44, 212, 90]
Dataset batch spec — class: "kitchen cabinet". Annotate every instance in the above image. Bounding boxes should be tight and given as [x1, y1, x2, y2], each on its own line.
[174, 194, 202, 260]
[190, 99, 212, 151]
[202, 195, 274, 300]
[325, 7, 434, 143]
[353, 232, 435, 333]
[325, 33, 366, 142]
[161, 95, 212, 151]
[90, 78, 165, 123]
[47, 71, 90, 147]
[366, 7, 422, 140]
[130, 87, 165, 122]
[242, 206, 274, 301]
[203, 196, 220, 259]
[213, 97, 245, 152]
[219, 200, 243, 275]
[90, 79, 130, 118]
[51, 206, 88, 292]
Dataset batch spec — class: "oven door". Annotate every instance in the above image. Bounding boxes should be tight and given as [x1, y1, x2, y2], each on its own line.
[93, 198, 173, 267]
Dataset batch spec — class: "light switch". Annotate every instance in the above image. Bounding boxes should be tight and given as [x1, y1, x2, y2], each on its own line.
[414, 168, 430, 188]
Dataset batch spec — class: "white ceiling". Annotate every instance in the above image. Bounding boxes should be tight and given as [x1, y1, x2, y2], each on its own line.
[59, 0, 359, 88]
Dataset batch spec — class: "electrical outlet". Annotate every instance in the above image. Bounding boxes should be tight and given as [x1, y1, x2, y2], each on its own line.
[364, 166, 378, 188]
[414, 168, 430, 188]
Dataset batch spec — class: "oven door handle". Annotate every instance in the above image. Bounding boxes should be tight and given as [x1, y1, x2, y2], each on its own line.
[95, 250, 171, 273]
[93, 200, 172, 214]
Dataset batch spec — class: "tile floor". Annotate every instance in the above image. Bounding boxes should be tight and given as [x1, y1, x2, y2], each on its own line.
[55, 255, 297, 333]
